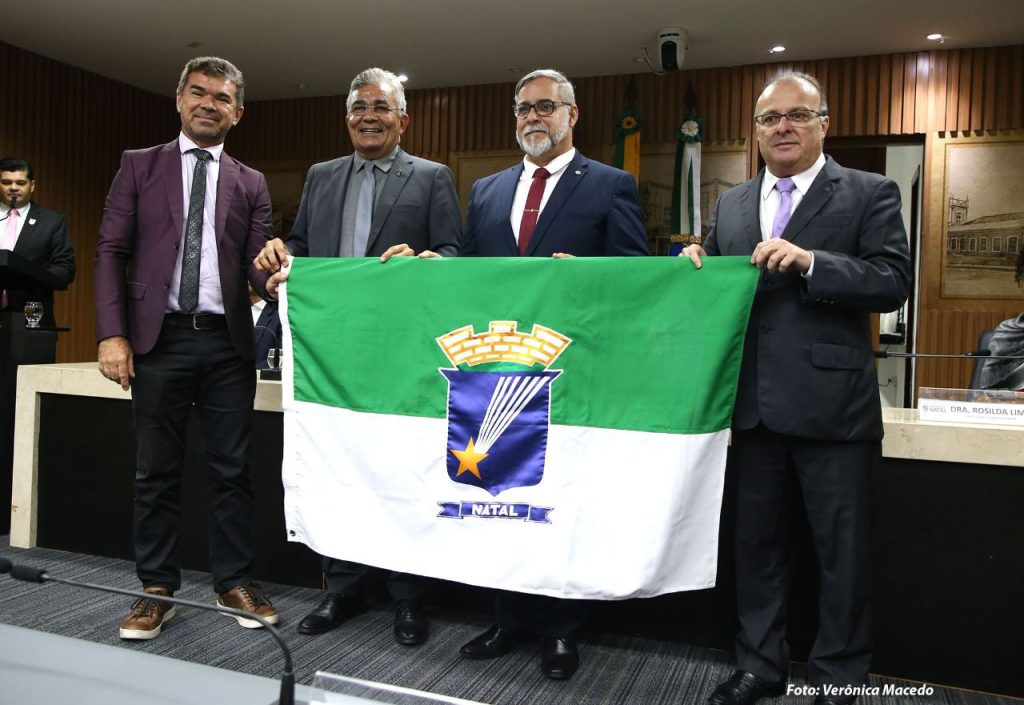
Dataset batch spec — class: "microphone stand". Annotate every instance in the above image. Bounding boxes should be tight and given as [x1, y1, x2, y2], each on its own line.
[2, 559, 297, 705]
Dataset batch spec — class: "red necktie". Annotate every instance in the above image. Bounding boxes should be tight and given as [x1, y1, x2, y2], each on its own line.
[518, 167, 550, 255]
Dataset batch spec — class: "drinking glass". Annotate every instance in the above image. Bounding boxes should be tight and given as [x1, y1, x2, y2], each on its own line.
[24, 301, 43, 328]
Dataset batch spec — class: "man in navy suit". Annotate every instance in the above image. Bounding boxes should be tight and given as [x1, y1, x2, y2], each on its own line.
[0, 157, 75, 327]
[95, 56, 277, 640]
[254, 68, 461, 647]
[454, 69, 648, 681]
[682, 73, 911, 705]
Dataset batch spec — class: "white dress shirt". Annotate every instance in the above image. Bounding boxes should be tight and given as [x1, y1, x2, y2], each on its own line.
[510, 148, 577, 246]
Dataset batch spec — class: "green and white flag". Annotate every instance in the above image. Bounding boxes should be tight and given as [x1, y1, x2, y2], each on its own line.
[280, 257, 756, 599]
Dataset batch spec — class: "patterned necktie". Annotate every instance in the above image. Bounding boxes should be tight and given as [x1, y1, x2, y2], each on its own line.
[353, 161, 376, 257]
[1, 207, 20, 308]
[178, 149, 211, 313]
[518, 167, 550, 255]
[770, 177, 796, 239]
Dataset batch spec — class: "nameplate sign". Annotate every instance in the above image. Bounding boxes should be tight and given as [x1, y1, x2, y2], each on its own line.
[918, 387, 1024, 427]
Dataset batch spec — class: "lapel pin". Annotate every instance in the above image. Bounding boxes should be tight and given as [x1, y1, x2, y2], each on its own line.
[29, 218, 37, 225]
[395, 169, 406, 177]
[575, 170, 582, 175]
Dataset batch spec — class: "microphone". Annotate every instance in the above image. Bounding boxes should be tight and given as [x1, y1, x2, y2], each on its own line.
[3, 560, 300, 705]
[0, 195, 15, 222]
[873, 349, 1024, 360]
[254, 323, 283, 375]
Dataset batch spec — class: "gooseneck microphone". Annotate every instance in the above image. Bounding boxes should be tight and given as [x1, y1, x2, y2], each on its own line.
[0, 195, 16, 222]
[3, 560, 299, 705]
[873, 349, 1024, 360]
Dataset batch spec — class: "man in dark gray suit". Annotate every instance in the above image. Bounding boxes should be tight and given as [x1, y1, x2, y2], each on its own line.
[254, 67, 461, 646]
[682, 73, 911, 705]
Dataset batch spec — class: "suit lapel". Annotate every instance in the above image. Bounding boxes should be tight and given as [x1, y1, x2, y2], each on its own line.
[496, 164, 523, 254]
[215, 151, 240, 249]
[783, 157, 840, 242]
[366, 148, 413, 255]
[739, 173, 764, 253]
[525, 151, 586, 257]
[161, 141, 184, 243]
[12, 206, 39, 254]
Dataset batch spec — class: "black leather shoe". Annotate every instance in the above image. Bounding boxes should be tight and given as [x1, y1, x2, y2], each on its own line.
[459, 625, 520, 660]
[708, 671, 786, 705]
[393, 601, 428, 646]
[541, 637, 579, 680]
[814, 695, 857, 705]
[296, 594, 365, 635]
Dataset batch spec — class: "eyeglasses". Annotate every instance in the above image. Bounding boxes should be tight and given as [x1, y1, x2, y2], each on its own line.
[348, 103, 401, 118]
[513, 99, 573, 119]
[753, 109, 826, 128]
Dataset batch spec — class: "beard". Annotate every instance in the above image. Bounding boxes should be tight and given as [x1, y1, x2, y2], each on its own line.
[516, 112, 570, 159]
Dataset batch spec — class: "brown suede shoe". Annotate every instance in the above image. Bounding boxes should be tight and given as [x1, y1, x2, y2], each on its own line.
[216, 583, 280, 629]
[119, 586, 175, 640]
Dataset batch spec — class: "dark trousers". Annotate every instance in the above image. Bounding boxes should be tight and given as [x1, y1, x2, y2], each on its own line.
[495, 591, 586, 639]
[131, 320, 256, 594]
[323, 557, 431, 602]
[731, 424, 876, 688]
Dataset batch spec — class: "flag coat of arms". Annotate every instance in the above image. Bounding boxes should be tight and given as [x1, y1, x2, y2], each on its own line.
[280, 257, 757, 599]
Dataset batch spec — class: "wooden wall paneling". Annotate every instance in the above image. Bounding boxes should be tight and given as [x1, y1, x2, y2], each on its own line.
[971, 48, 986, 131]
[888, 53, 904, 134]
[943, 49, 959, 133]
[983, 48, 997, 130]
[956, 50, 972, 130]
[901, 54, 916, 134]
[1013, 46, 1024, 130]
[914, 53, 930, 134]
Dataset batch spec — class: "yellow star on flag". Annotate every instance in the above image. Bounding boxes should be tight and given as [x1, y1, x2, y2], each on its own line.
[451, 437, 488, 479]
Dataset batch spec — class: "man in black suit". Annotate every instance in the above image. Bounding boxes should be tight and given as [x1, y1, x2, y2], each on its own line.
[255, 67, 461, 646]
[682, 73, 912, 705]
[0, 157, 75, 326]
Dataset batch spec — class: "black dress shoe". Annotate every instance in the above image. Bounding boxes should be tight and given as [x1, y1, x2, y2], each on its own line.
[814, 695, 857, 705]
[297, 594, 365, 635]
[708, 670, 786, 705]
[393, 600, 428, 646]
[540, 637, 579, 680]
[459, 625, 520, 660]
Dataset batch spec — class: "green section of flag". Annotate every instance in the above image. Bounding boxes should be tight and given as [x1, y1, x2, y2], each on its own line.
[286, 257, 757, 435]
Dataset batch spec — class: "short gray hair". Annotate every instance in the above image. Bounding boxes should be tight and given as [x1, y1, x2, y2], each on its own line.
[515, 69, 576, 105]
[176, 56, 245, 106]
[347, 68, 407, 112]
[761, 71, 828, 115]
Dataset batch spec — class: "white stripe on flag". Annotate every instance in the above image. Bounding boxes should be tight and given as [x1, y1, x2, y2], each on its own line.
[282, 400, 728, 599]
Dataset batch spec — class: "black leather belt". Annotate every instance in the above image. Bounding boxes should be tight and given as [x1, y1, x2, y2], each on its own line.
[164, 312, 227, 330]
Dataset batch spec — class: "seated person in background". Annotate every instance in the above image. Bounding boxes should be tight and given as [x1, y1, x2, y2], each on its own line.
[250, 284, 281, 369]
[980, 247, 1024, 390]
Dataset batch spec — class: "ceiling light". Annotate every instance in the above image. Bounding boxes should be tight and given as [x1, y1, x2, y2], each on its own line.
[927, 33, 944, 43]
[397, 74, 409, 83]
[770, 45, 786, 54]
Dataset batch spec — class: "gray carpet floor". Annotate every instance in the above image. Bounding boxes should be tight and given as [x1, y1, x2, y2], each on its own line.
[0, 538, 1018, 705]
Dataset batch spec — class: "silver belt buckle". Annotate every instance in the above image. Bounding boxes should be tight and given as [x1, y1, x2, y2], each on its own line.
[191, 314, 202, 330]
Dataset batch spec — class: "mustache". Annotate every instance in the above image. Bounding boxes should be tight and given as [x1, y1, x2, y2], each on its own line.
[522, 125, 550, 137]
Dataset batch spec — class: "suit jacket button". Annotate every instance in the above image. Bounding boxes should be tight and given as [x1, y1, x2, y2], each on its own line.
[759, 325, 769, 334]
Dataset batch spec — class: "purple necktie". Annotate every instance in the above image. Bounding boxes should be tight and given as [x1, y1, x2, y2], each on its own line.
[771, 178, 796, 239]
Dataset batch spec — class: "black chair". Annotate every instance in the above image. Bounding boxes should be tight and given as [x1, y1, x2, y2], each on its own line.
[968, 329, 995, 389]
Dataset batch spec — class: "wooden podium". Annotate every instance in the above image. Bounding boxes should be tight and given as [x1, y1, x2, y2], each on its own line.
[1, 250, 68, 533]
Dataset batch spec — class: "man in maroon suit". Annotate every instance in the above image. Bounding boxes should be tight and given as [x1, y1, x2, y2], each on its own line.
[94, 56, 277, 640]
